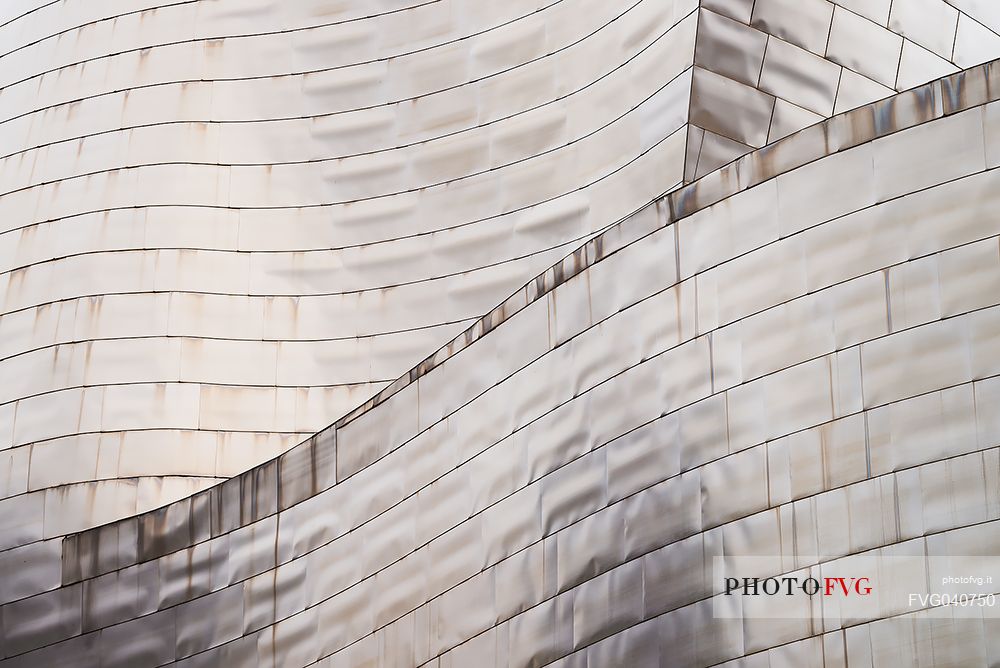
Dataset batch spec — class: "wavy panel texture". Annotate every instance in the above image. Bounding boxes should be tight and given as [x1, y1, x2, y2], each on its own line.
[0, 60, 998, 667]
[0, 0, 697, 540]
[686, 0, 1000, 180]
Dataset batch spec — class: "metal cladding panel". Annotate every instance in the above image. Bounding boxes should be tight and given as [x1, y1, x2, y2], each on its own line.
[0, 61, 998, 666]
[685, 0, 1000, 180]
[1, 3, 1000, 668]
[0, 0, 696, 541]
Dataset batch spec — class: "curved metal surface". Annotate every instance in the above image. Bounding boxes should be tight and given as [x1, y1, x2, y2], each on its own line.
[2, 2, 1000, 667]
[0, 0, 696, 541]
[0, 57, 998, 666]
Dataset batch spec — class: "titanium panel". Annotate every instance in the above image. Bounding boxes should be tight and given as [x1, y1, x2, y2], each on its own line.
[2, 6, 1000, 668]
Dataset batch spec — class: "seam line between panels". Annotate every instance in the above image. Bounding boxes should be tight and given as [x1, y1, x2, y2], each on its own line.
[1, 476, 232, 505]
[11, 381, 1000, 660]
[0, 61, 692, 211]
[0, 0, 426, 61]
[0, 378, 398, 412]
[7, 299, 999, 648]
[0, 317, 478, 366]
[7, 154, 988, 564]
[0, 1, 692, 167]
[0, 0, 639, 128]
[0, 0, 549, 96]
[0, 0, 68, 30]
[5, 84, 991, 590]
[0, 233, 594, 319]
[109, 431, 1000, 665]
[527, 513, 1000, 668]
[0, 115, 691, 253]
[233, 313, 1000, 665]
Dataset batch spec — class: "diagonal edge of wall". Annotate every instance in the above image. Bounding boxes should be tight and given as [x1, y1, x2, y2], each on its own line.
[2, 57, 996, 619]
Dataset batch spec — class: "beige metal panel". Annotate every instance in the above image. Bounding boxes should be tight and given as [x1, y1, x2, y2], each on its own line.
[906, 173, 1000, 265]
[481, 483, 543, 568]
[954, 14, 1000, 68]
[642, 532, 706, 619]
[695, 9, 768, 87]
[918, 450, 992, 535]
[887, 254, 943, 331]
[4, 24, 1000, 668]
[768, 98, 824, 142]
[0, 447, 27, 499]
[263, 605, 320, 668]
[800, 202, 905, 294]
[767, 414, 867, 505]
[751, 0, 835, 55]
[570, 558, 642, 650]
[0, 583, 82, 657]
[677, 178, 779, 280]
[970, 306, 1000, 378]
[776, 133, 875, 236]
[827, 6, 904, 88]
[0, 539, 61, 606]
[889, 0, 960, 59]
[701, 0, 753, 24]
[832, 0, 891, 26]
[727, 271, 887, 382]
[98, 607, 177, 668]
[553, 503, 621, 594]
[701, 444, 768, 528]
[80, 562, 156, 635]
[706, 232, 808, 330]
[948, 0, 1000, 34]
[690, 66, 776, 148]
[759, 36, 842, 116]
[833, 67, 895, 113]
[0, 404, 16, 450]
[0, 0, 665, 130]
[939, 237, 1000, 317]
[868, 384, 978, 475]
[676, 393, 728, 470]
[540, 449, 606, 536]
[692, 129, 752, 179]
[896, 39, 960, 90]
[873, 106, 986, 202]
[862, 314, 974, 408]
[40, 480, 138, 540]
[430, 567, 495, 656]
[684, 125, 705, 182]
[506, 595, 574, 668]
[605, 416, 680, 504]
[987, 100, 1000, 168]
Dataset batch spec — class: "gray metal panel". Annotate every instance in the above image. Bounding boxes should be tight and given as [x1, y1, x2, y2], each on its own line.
[2, 10, 1000, 668]
[752, 0, 834, 54]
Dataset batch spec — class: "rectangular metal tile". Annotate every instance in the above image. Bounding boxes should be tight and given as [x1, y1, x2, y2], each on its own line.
[827, 6, 903, 88]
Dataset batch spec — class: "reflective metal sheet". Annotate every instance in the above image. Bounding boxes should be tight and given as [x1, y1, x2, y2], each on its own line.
[2, 10, 1000, 668]
[889, 0, 960, 59]
[827, 6, 904, 87]
[751, 0, 835, 55]
[695, 9, 768, 87]
[759, 36, 842, 116]
[690, 66, 777, 148]
[896, 39, 960, 90]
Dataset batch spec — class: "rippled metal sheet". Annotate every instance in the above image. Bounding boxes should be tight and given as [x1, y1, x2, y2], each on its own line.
[2, 4, 1000, 668]
[0, 0, 696, 541]
[0, 62, 997, 667]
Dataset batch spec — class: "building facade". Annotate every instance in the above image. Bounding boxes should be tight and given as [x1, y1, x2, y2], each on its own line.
[2, 1, 1000, 666]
